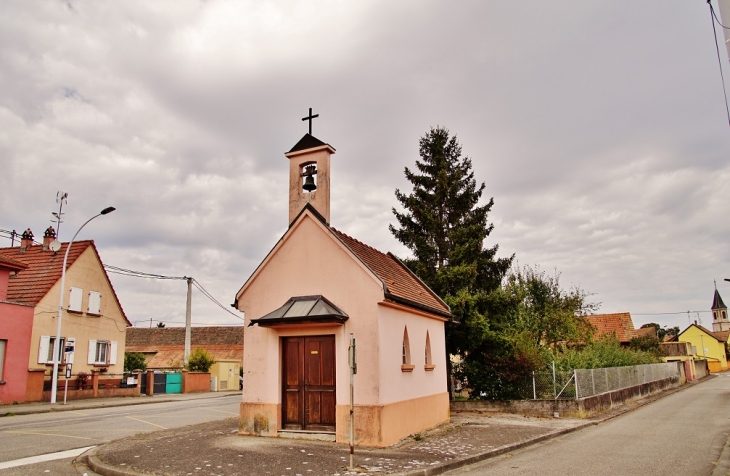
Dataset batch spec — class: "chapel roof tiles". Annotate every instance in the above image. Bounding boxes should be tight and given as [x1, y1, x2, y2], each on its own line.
[585, 313, 637, 343]
[0, 241, 130, 325]
[332, 228, 451, 318]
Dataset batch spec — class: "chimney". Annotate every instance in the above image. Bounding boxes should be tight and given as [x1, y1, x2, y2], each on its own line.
[42, 226, 56, 251]
[285, 134, 336, 225]
[19, 228, 33, 252]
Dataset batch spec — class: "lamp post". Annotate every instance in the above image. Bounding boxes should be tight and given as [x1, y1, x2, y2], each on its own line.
[50, 206, 115, 404]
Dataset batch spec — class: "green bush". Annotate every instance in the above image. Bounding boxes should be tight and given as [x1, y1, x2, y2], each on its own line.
[185, 348, 216, 372]
[124, 352, 147, 372]
[553, 336, 661, 371]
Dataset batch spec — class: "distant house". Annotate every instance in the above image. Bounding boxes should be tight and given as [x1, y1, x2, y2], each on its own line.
[0, 229, 130, 393]
[676, 324, 728, 372]
[125, 326, 243, 391]
[234, 133, 451, 447]
[635, 326, 657, 339]
[585, 312, 638, 345]
[0, 252, 34, 403]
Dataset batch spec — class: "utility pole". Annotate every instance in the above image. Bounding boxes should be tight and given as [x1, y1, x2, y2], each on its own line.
[184, 277, 192, 365]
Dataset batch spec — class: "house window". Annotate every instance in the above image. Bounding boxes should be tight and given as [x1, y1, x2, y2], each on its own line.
[68, 287, 83, 312]
[88, 340, 118, 366]
[401, 327, 414, 372]
[88, 291, 101, 315]
[38, 336, 65, 364]
[424, 331, 434, 371]
[0, 340, 6, 381]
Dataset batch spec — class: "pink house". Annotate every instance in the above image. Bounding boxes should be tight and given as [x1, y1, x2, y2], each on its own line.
[235, 133, 452, 447]
[0, 253, 35, 404]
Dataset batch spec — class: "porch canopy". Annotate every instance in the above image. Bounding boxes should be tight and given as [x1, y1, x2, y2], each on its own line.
[248, 295, 349, 327]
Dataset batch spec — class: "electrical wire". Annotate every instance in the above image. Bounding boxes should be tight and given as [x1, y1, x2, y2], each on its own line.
[631, 310, 710, 316]
[710, 0, 730, 29]
[191, 278, 243, 320]
[708, 0, 730, 127]
[103, 264, 243, 320]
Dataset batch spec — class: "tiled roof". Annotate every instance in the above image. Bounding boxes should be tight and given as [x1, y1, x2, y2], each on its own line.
[585, 313, 637, 343]
[331, 229, 451, 318]
[0, 241, 131, 325]
[635, 326, 657, 338]
[713, 329, 730, 343]
[126, 327, 244, 369]
[0, 252, 28, 271]
[126, 326, 244, 347]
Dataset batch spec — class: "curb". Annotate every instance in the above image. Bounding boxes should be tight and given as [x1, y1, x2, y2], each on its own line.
[1, 391, 239, 417]
[80, 447, 150, 476]
[78, 378, 715, 476]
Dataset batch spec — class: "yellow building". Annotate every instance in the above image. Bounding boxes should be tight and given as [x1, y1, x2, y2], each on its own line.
[0, 231, 130, 380]
[676, 324, 728, 372]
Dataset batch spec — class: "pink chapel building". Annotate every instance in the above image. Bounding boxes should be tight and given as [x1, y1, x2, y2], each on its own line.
[235, 133, 452, 447]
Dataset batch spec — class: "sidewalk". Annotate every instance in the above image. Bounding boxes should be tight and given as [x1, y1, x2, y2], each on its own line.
[0, 390, 240, 417]
[81, 378, 713, 476]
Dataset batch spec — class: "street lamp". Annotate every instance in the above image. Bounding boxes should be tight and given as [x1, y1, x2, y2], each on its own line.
[50, 206, 115, 404]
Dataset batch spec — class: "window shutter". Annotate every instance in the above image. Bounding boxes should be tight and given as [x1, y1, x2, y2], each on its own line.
[69, 287, 83, 312]
[88, 291, 101, 314]
[88, 340, 97, 364]
[110, 341, 118, 365]
[38, 336, 50, 364]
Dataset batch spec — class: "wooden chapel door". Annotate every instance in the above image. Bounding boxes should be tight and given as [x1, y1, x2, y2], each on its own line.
[282, 335, 336, 431]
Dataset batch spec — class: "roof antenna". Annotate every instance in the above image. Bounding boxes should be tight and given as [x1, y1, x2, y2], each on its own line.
[52, 192, 68, 238]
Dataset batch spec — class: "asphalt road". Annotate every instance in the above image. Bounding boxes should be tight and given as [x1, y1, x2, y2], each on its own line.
[0, 393, 241, 474]
[448, 375, 730, 476]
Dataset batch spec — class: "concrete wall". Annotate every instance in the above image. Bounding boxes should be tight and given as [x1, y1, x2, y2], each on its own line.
[28, 247, 128, 376]
[451, 376, 680, 419]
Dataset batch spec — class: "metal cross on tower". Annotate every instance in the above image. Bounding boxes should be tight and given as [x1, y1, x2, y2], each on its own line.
[302, 107, 319, 135]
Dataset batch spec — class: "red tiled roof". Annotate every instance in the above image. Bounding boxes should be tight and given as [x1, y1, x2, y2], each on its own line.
[713, 330, 730, 343]
[635, 326, 657, 339]
[126, 327, 244, 369]
[331, 229, 450, 318]
[126, 326, 244, 347]
[585, 313, 637, 343]
[0, 252, 28, 271]
[0, 241, 131, 325]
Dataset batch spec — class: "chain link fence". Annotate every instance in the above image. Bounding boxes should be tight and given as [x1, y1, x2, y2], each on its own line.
[531, 362, 679, 400]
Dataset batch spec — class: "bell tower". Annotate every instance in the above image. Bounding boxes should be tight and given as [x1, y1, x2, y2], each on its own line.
[712, 282, 729, 332]
[285, 133, 336, 225]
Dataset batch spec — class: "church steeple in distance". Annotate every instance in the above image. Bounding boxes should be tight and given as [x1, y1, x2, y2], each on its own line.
[712, 280, 729, 332]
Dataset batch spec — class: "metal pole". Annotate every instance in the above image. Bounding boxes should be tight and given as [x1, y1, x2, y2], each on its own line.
[51, 207, 115, 404]
[552, 361, 557, 399]
[574, 369, 579, 399]
[184, 277, 192, 365]
[349, 333, 356, 470]
[532, 371, 536, 400]
[63, 371, 69, 405]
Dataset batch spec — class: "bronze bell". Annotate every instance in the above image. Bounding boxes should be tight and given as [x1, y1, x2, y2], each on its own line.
[303, 174, 317, 192]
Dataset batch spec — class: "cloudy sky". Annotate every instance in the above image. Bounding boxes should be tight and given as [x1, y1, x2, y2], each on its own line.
[1, 1, 728, 332]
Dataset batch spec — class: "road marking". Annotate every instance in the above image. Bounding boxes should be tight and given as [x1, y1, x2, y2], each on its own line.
[0, 445, 96, 469]
[67, 410, 90, 416]
[125, 416, 168, 429]
[200, 408, 238, 416]
[3, 430, 94, 440]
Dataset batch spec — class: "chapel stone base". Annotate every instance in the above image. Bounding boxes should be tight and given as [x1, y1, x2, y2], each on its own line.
[239, 393, 449, 447]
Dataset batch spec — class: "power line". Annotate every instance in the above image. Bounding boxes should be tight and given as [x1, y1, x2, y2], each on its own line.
[631, 310, 710, 316]
[708, 1, 730, 127]
[103, 264, 243, 320]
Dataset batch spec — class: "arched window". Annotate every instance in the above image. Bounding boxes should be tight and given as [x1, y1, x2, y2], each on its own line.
[401, 327, 414, 372]
[424, 331, 434, 371]
[723, 310, 728, 321]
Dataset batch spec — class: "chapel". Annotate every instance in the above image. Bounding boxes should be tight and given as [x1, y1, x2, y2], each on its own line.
[234, 128, 451, 447]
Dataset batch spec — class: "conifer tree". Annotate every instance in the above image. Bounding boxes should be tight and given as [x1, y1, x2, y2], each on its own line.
[390, 126, 513, 389]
